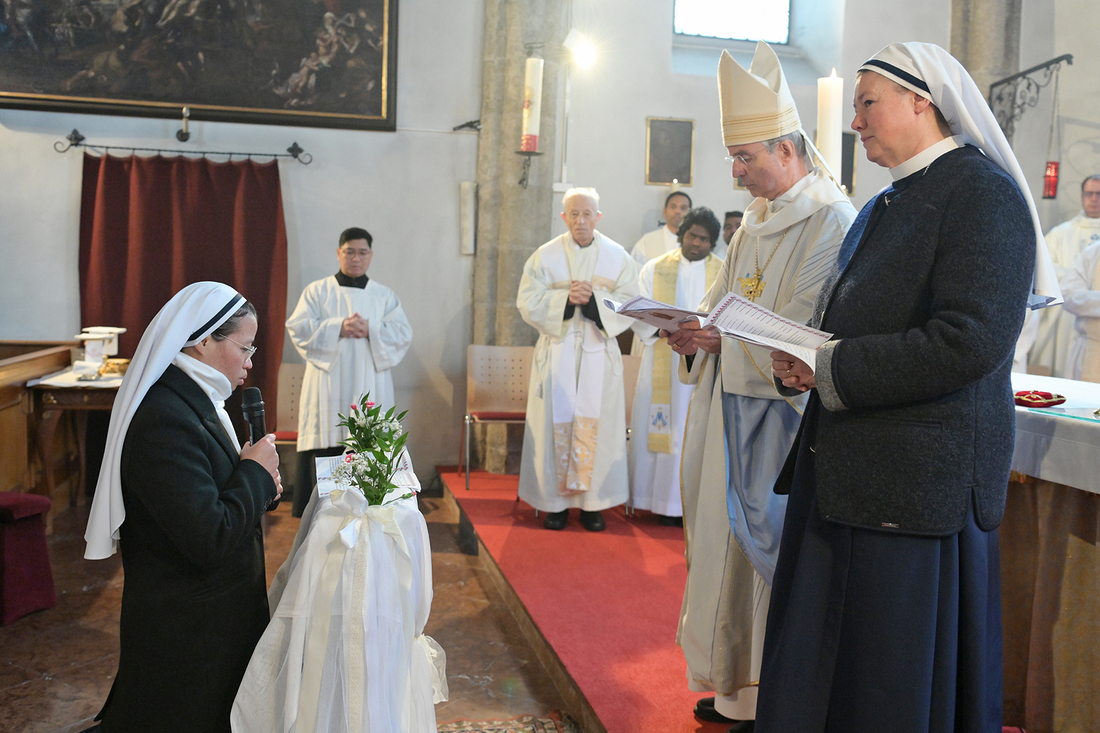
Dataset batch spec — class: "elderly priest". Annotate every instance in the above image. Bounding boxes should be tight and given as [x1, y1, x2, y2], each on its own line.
[665, 42, 856, 731]
[517, 188, 639, 531]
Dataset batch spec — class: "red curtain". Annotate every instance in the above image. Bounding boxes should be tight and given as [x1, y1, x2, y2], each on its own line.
[79, 153, 288, 429]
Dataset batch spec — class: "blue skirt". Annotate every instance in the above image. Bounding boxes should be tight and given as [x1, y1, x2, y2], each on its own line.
[756, 402, 1003, 733]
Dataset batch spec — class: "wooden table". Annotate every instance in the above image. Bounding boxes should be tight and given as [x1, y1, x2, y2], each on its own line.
[31, 374, 119, 514]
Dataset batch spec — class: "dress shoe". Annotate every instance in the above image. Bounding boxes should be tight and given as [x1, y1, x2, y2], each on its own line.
[543, 509, 568, 530]
[579, 510, 606, 531]
[656, 514, 684, 527]
[727, 721, 754, 733]
[693, 696, 736, 724]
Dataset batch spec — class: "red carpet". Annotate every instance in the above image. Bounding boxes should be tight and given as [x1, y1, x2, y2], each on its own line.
[439, 469, 730, 733]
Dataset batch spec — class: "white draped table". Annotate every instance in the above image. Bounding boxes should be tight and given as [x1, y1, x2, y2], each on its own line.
[232, 459, 447, 733]
[1003, 373, 1100, 733]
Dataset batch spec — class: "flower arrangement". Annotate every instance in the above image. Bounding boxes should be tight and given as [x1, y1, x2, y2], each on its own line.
[331, 396, 411, 506]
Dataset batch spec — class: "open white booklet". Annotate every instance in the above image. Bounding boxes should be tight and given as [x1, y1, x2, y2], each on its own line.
[604, 292, 832, 373]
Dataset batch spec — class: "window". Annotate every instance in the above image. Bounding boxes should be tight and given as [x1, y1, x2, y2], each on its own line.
[673, 0, 791, 45]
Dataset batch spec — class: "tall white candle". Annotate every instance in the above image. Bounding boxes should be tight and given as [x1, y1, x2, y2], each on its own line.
[816, 69, 844, 183]
[521, 58, 544, 152]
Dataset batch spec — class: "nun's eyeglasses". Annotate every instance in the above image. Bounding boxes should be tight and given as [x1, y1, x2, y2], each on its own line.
[224, 336, 257, 359]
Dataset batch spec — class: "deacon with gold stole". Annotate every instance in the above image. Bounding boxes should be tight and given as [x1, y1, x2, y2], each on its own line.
[628, 207, 723, 524]
[665, 43, 856, 730]
[517, 188, 640, 532]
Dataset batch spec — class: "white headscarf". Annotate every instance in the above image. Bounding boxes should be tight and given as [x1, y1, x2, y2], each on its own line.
[84, 282, 246, 560]
[860, 42, 1061, 309]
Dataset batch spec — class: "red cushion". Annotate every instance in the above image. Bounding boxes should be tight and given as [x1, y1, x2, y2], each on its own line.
[468, 411, 526, 422]
[273, 431, 298, 441]
[1014, 390, 1065, 408]
[0, 493, 51, 523]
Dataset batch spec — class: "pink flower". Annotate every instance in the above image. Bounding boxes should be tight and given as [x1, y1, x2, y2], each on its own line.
[351, 404, 358, 411]
[343, 453, 356, 463]
[364, 401, 376, 408]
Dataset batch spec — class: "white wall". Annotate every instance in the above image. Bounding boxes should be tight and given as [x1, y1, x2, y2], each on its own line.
[0, 0, 484, 478]
[551, 0, 953, 250]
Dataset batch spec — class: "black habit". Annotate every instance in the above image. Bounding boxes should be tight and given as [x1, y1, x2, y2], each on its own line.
[98, 364, 276, 733]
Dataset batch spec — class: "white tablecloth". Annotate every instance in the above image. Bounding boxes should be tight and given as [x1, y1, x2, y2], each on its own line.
[1010, 372, 1100, 495]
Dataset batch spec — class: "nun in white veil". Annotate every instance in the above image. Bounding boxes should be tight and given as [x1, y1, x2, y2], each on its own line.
[84, 281, 281, 733]
[757, 43, 1057, 733]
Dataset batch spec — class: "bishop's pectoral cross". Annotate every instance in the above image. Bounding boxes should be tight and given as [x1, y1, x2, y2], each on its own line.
[738, 271, 766, 302]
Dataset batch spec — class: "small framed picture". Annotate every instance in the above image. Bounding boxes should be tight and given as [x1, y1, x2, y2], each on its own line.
[646, 117, 694, 186]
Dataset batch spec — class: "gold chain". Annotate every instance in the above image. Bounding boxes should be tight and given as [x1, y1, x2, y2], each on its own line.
[738, 228, 789, 302]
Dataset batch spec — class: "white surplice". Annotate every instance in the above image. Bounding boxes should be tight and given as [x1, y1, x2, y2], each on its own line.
[1061, 240, 1100, 381]
[517, 231, 639, 513]
[1029, 212, 1100, 377]
[232, 452, 446, 733]
[676, 170, 855, 719]
[287, 277, 413, 451]
[630, 225, 678, 266]
[628, 250, 719, 516]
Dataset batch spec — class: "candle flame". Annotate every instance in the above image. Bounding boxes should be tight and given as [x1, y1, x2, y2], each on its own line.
[830, 68, 837, 77]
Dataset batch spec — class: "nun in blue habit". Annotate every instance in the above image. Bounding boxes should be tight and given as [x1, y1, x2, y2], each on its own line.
[755, 43, 1060, 733]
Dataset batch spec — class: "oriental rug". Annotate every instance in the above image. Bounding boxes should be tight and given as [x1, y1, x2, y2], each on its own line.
[437, 714, 567, 733]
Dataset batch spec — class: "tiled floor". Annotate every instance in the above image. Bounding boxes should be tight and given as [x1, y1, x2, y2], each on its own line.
[0, 484, 565, 732]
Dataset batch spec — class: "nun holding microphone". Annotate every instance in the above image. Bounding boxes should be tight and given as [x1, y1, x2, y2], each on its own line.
[83, 282, 282, 733]
[758, 44, 1060, 732]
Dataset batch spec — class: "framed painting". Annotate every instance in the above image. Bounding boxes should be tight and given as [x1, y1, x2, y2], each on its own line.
[0, 0, 398, 131]
[646, 117, 694, 186]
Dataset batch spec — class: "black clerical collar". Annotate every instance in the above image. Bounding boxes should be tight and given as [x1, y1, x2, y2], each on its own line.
[335, 271, 369, 288]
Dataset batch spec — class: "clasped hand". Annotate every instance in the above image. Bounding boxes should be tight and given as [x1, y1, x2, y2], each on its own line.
[340, 312, 370, 338]
[241, 434, 283, 499]
[660, 318, 721, 356]
[568, 280, 593, 305]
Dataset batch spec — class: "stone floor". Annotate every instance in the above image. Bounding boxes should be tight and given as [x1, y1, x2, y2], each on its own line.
[0, 483, 565, 732]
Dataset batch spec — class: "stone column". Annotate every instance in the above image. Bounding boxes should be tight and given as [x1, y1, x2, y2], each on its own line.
[471, 0, 566, 472]
[951, 0, 1023, 99]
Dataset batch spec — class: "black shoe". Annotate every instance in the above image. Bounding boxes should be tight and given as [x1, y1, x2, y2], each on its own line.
[543, 509, 568, 530]
[727, 721, 755, 733]
[579, 510, 606, 531]
[656, 514, 684, 527]
[693, 697, 736, 724]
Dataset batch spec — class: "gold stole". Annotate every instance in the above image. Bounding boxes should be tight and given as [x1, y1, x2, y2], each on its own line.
[648, 251, 722, 452]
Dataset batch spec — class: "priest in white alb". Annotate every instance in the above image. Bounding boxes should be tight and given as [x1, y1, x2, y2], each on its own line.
[285, 226, 413, 516]
[1025, 174, 1100, 377]
[628, 207, 723, 525]
[517, 187, 639, 532]
[664, 43, 856, 731]
[631, 191, 693, 266]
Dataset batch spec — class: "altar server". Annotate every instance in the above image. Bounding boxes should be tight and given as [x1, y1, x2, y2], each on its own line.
[631, 191, 693, 265]
[517, 188, 639, 531]
[665, 42, 855, 730]
[286, 227, 413, 516]
[628, 206, 723, 524]
[1027, 174, 1100, 377]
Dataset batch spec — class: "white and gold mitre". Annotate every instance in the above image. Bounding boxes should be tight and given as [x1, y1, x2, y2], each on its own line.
[717, 42, 801, 146]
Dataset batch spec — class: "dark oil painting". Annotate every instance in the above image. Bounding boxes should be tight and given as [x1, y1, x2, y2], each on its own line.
[0, 0, 397, 129]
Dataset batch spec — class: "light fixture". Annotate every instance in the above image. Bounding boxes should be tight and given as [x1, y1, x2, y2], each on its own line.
[563, 29, 596, 68]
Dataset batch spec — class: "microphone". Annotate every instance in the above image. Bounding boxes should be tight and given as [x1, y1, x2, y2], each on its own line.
[242, 387, 266, 445]
[242, 387, 279, 510]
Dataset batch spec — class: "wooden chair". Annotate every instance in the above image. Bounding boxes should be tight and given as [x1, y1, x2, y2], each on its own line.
[460, 345, 534, 491]
[273, 362, 306, 445]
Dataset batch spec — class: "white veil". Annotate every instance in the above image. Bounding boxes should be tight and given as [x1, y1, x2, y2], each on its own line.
[84, 282, 245, 560]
